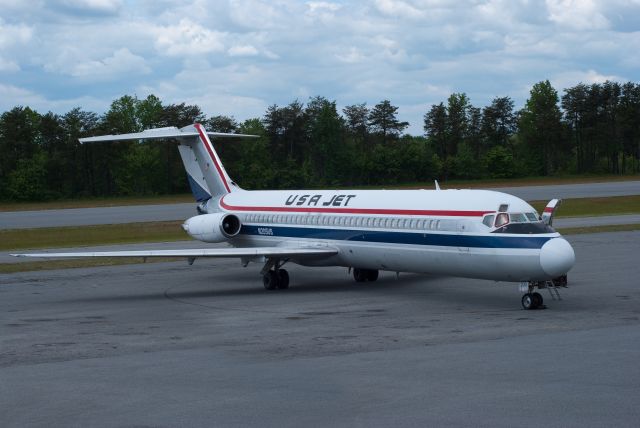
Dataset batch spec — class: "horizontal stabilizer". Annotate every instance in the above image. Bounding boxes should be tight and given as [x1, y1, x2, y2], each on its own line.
[79, 127, 258, 144]
[11, 247, 338, 259]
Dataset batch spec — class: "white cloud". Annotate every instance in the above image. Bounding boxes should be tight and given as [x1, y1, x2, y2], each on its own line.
[228, 44, 259, 57]
[306, 1, 341, 14]
[546, 0, 610, 30]
[55, 0, 123, 15]
[0, 20, 33, 49]
[154, 18, 226, 56]
[0, 83, 108, 113]
[0, 55, 19, 71]
[336, 47, 366, 64]
[375, 0, 426, 19]
[70, 48, 151, 79]
[552, 69, 624, 89]
[0, 0, 636, 136]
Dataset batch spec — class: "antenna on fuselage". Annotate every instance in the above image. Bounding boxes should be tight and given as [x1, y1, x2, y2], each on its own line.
[434, 180, 441, 191]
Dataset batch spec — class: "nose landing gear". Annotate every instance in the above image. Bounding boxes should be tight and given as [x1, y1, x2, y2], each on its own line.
[520, 275, 568, 310]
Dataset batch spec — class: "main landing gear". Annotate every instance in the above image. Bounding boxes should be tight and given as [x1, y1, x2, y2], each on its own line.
[353, 268, 379, 282]
[520, 275, 568, 310]
[261, 258, 290, 291]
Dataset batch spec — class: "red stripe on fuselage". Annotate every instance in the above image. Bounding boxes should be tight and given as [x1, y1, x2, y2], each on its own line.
[194, 123, 231, 194]
[543, 207, 554, 213]
[220, 197, 491, 217]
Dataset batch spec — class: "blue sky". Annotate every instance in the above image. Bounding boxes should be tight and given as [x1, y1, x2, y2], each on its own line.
[0, 0, 638, 134]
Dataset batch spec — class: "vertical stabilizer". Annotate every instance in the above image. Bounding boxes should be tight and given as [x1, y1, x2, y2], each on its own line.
[177, 123, 238, 199]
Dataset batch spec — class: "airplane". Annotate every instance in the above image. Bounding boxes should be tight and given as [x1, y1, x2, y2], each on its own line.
[12, 123, 575, 310]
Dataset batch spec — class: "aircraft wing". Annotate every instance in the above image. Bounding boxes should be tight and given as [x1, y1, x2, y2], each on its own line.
[11, 247, 338, 259]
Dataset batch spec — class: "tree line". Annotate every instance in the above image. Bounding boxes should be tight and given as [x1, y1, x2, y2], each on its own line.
[0, 80, 639, 201]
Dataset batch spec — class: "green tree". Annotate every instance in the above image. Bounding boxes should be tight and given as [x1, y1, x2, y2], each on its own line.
[482, 96, 516, 149]
[306, 98, 345, 185]
[518, 80, 565, 175]
[424, 102, 448, 178]
[445, 93, 470, 157]
[368, 100, 408, 144]
[6, 151, 48, 200]
[0, 106, 41, 198]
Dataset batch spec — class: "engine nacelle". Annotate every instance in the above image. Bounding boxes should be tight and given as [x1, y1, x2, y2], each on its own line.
[182, 213, 241, 243]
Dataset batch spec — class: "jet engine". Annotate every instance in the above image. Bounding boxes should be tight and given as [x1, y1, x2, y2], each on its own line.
[182, 213, 241, 243]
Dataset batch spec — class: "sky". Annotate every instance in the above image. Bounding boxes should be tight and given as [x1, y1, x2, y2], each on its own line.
[0, 0, 638, 134]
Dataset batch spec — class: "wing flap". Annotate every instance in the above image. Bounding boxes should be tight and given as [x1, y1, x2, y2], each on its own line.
[11, 247, 338, 259]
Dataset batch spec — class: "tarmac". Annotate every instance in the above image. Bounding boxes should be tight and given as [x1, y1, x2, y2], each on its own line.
[1, 231, 639, 427]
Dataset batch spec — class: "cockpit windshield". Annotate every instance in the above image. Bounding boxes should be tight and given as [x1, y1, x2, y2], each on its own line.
[483, 211, 552, 233]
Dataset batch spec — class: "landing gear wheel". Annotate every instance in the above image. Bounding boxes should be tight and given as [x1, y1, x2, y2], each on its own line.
[532, 292, 543, 309]
[263, 271, 278, 290]
[366, 269, 379, 282]
[353, 268, 367, 283]
[521, 293, 534, 310]
[276, 269, 289, 289]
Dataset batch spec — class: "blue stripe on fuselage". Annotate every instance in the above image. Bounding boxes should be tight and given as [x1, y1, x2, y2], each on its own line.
[240, 225, 551, 249]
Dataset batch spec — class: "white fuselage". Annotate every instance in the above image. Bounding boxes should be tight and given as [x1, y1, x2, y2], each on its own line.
[193, 188, 575, 282]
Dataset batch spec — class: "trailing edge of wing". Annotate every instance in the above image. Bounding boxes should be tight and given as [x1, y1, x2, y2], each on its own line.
[79, 126, 258, 144]
[11, 247, 338, 259]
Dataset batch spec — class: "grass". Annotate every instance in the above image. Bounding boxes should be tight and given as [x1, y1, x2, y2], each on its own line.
[0, 221, 187, 251]
[430, 174, 640, 189]
[0, 257, 183, 274]
[0, 194, 193, 212]
[556, 223, 640, 235]
[529, 195, 640, 217]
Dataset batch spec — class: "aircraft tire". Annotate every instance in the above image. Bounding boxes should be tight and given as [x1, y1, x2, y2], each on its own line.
[532, 292, 543, 309]
[353, 268, 367, 282]
[263, 271, 278, 290]
[276, 269, 290, 289]
[366, 269, 379, 282]
[521, 293, 534, 310]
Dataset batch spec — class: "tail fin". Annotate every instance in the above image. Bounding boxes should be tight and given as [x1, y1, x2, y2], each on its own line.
[79, 123, 257, 201]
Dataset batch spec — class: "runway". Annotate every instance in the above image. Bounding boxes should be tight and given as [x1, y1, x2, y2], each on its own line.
[1, 231, 639, 427]
[2, 180, 639, 229]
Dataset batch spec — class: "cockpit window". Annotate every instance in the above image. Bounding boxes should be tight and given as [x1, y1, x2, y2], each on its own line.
[482, 215, 495, 228]
[495, 213, 509, 227]
[526, 212, 539, 222]
[509, 213, 527, 223]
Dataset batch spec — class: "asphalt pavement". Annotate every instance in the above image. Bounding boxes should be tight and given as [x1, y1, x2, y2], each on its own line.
[1, 231, 639, 427]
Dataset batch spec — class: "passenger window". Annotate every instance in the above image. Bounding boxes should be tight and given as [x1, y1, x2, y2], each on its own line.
[495, 213, 509, 227]
[482, 215, 495, 228]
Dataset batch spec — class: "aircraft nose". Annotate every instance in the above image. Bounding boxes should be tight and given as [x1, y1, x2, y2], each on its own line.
[181, 221, 190, 233]
[540, 237, 575, 278]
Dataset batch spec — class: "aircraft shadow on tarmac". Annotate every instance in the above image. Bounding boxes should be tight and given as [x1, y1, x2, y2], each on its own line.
[62, 271, 522, 312]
